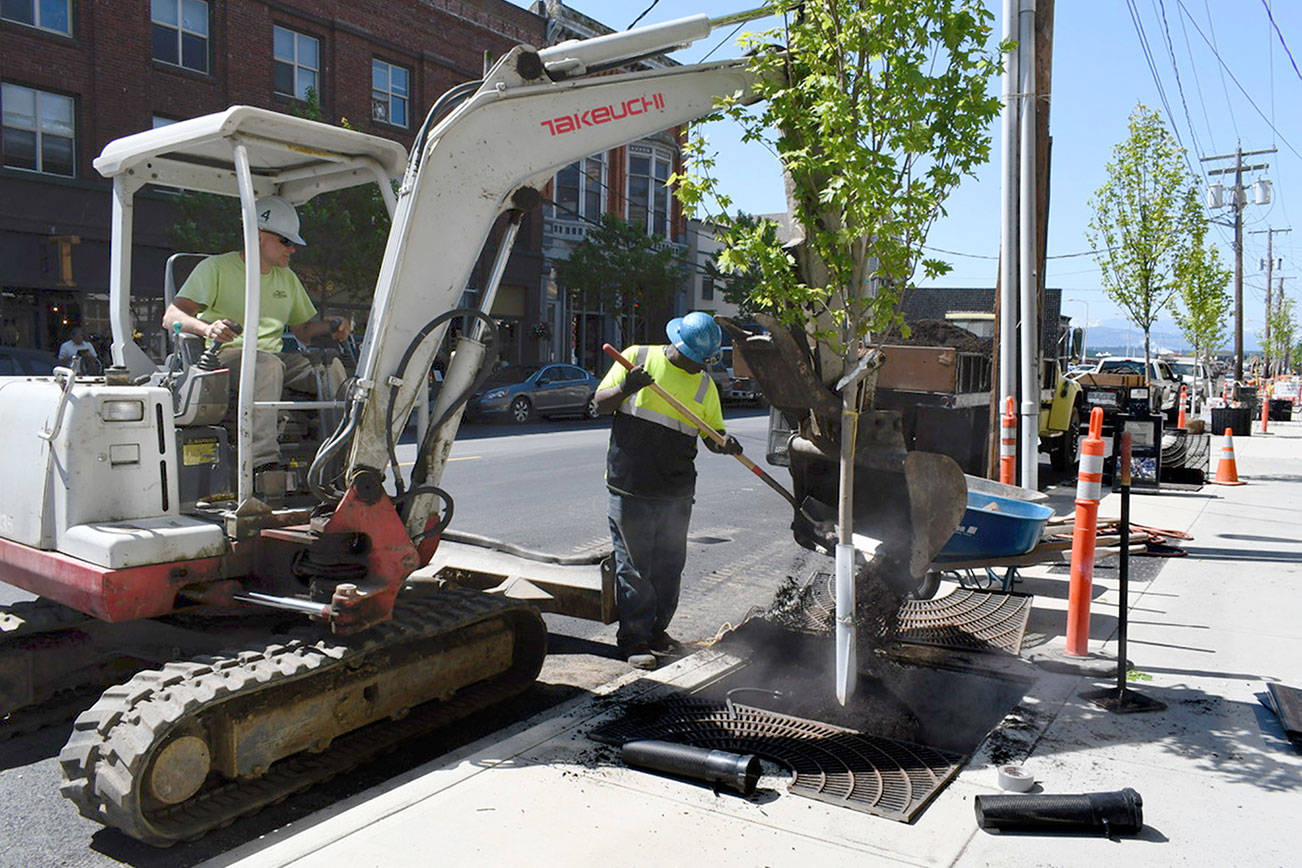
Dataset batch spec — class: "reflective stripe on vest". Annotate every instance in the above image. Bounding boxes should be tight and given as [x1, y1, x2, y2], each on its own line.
[622, 402, 698, 436]
[617, 345, 709, 437]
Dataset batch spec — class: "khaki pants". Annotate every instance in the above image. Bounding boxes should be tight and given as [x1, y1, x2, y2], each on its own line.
[217, 347, 346, 466]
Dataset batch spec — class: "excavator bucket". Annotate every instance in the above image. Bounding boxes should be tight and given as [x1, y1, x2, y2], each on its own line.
[719, 317, 968, 598]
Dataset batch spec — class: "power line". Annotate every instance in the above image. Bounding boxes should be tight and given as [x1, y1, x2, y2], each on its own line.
[1155, 0, 1207, 168]
[1127, 0, 1185, 161]
[1176, 0, 1302, 160]
[921, 244, 1113, 261]
[698, 22, 745, 63]
[627, 1, 661, 31]
[1262, 0, 1302, 81]
[1202, 0, 1240, 139]
[1177, 2, 1218, 152]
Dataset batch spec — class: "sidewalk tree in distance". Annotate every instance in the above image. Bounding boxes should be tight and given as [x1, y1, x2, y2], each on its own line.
[1170, 210, 1230, 395]
[552, 212, 688, 345]
[1267, 296, 1296, 377]
[1087, 104, 1200, 377]
[674, 0, 1005, 376]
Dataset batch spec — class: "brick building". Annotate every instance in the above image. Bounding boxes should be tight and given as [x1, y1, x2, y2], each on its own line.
[1, 0, 547, 362]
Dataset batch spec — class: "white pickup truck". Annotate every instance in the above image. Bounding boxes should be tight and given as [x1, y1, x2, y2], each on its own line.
[1091, 357, 1181, 420]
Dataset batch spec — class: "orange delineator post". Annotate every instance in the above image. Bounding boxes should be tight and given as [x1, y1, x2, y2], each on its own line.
[1211, 427, 1246, 485]
[1260, 395, 1270, 433]
[999, 395, 1017, 485]
[1176, 384, 1188, 429]
[1066, 406, 1106, 657]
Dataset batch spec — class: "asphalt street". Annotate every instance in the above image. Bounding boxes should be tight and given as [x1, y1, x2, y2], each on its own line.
[0, 406, 825, 867]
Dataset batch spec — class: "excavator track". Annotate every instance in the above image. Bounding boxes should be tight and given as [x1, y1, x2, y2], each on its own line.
[58, 588, 546, 846]
[1, 598, 101, 740]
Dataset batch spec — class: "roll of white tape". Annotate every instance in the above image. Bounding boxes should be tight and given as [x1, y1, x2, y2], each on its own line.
[997, 764, 1034, 792]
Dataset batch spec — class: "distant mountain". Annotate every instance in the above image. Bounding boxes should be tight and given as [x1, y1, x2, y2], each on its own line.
[1077, 319, 1260, 355]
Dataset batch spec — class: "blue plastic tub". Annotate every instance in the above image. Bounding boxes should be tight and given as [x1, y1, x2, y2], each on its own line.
[936, 490, 1054, 562]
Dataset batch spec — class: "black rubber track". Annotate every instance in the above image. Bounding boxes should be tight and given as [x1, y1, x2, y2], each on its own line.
[1, 598, 100, 740]
[58, 589, 545, 846]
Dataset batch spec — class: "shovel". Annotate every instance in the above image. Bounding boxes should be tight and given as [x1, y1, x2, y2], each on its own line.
[602, 343, 836, 545]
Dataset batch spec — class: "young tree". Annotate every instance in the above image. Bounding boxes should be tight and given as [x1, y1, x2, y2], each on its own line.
[1170, 222, 1231, 400]
[1267, 295, 1296, 377]
[552, 213, 688, 344]
[1087, 105, 1199, 373]
[675, 0, 1005, 361]
[673, 0, 1005, 699]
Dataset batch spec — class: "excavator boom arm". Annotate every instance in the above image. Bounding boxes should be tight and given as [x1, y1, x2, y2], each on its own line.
[342, 41, 760, 534]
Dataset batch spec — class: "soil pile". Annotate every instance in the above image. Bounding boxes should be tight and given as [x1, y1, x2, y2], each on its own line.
[880, 319, 991, 354]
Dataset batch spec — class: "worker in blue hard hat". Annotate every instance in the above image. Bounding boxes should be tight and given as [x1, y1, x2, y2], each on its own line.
[592, 311, 742, 671]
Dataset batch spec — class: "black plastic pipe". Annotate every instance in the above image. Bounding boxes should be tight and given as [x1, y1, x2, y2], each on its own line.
[620, 740, 761, 795]
[975, 788, 1144, 836]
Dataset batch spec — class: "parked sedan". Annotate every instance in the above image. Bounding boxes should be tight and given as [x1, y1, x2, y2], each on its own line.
[467, 363, 601, 423]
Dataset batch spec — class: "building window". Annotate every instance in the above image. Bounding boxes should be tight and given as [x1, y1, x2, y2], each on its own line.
[1, 83, 74, 176]
[553, 154, 604, 222]
[701, 276, 714, 302]
[151, 0, 208, 73]
[2, 0, 70, 34]
[371, 59, 408, 128]
[274, 25, 318, 101]
[626, 144, 672, 238]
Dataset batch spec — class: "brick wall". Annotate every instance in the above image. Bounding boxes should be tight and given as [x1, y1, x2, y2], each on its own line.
[1, 0, 545, 180]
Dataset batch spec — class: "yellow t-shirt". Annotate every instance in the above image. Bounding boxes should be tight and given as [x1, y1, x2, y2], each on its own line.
[178, 251, 318, 353]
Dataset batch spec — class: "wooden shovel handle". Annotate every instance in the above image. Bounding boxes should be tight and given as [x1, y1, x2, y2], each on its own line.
[602, 343, 798, 509]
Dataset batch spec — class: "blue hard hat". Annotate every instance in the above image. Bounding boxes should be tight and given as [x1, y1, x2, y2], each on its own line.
[666, 311, 723, 365]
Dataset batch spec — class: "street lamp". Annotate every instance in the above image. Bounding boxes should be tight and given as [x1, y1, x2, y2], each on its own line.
[1065, 298, 1089, 360]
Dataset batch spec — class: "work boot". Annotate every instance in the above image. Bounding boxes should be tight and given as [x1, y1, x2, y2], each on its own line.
[649, 632, 683, 657]
[622, 643, 659, 670]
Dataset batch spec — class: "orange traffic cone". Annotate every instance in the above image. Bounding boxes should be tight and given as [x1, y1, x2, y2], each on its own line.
[1066, 406, 1106, 657]
[1211, 427, 1246, 485]
[1176, 385, 1188, 429]
[999, 396, 1017, 485]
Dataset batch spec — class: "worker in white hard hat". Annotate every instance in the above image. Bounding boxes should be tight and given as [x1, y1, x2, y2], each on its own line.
[161, 195, 352, 470]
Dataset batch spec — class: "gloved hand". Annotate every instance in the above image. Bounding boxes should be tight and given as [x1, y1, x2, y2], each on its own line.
[621, 365, 654, 395]
[707, 434, 743, 455]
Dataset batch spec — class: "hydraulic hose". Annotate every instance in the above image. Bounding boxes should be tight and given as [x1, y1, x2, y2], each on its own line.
[400, 485, 455, 542]
[306, 383, 364, 502]
[401, 80, 481, 192]
[383, 308, 498, 498]
[408, 318, 501, 492]
[438, 530, 608, 566]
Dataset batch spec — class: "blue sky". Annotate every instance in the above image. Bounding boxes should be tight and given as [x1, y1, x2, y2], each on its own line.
[514, 1, 1302, 346]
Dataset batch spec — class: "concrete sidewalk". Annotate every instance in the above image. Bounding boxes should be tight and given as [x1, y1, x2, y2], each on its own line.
[210, 422, 1302, 867]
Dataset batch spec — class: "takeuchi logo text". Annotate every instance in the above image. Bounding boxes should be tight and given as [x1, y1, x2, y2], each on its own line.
[540, 94, 666, 135]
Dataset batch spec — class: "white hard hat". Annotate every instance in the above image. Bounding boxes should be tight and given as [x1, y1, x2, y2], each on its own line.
[254, 195, 306, 246]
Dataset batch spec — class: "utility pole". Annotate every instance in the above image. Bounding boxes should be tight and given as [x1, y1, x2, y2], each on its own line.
[1250, 227, 1289, 376]
[1203, 145, 1275, 382]
[991, 0, 1052, 488]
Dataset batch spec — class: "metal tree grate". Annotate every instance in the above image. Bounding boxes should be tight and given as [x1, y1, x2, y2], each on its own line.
[774, 573, 1032, 655]
[590, 696, 964, 823]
